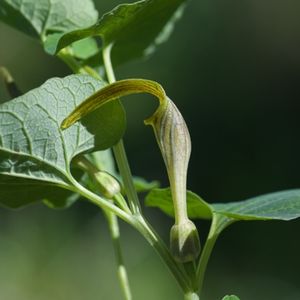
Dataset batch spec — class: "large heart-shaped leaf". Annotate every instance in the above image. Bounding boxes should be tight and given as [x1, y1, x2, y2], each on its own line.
[146, 188, 300, 222]
[0, 74, 125, 208]
[0, 0, 98, 40]
[45, 0, 187, 64]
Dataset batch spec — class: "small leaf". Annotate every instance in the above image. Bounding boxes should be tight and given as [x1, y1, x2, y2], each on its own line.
[132, 176, 159, 193]
[0, 74, 125, 208]
[0, 0, 98, 40]
[212, 189, 300, 221]
[89, 149, 117, 175]
[44, 0, 187, 64]
[145, 188, 213, 220]
[71, 37, 99, 60]
[222, 296, 241, 300]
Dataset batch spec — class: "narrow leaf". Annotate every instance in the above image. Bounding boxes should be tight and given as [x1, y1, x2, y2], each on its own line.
[44, 0, 187, 64]
[0, 74, 125, 208]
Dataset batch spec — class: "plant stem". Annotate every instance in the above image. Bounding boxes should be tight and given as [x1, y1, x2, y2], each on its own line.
[133, 216, 191, 293]
[61, 48, 133, 300]
[71, 178, 132, 224]
[58, 49, 102, 79]
[102, 44, 141, 215]
[72, 156, 133, 300]
[102, 43, 194, 298]
[71, 180, 134, 299]
[105, 208, 132, 300]
[0, 66, 21, 98]
[196, 214, 233, 295]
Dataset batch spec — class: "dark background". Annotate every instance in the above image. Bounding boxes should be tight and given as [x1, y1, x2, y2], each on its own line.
[0, 0, 300, 299]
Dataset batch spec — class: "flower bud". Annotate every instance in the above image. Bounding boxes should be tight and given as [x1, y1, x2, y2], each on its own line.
[92, 171, 121, 199]
[170, 220, 201, 263]
[145, 99, 201, 262]
[61, 79, 201, 261]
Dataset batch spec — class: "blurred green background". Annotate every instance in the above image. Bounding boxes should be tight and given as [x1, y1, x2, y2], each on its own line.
[1, 0, 300, 299]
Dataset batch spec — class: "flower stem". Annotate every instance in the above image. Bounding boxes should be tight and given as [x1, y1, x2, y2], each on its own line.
[101, 42, 194, 298]
[133, 216, 191, 293]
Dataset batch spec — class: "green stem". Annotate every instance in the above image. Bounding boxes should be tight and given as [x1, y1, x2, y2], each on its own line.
[105, 208, 132, 300]
[196, 214, 233, 295]
[72, 174, 191, 294]
[102, 44, 141, 215]
[60, 48, 133, 300]
[73, 178, 191, 294]
[72, 156, 133, 300]
[133, 216, 191, 293]
[58, 49, 102, 79]
[102, 43, 195, 296]
[71, 178, 133, 224]
[74, 156, 131, 214]
[0, 66, 21, 98]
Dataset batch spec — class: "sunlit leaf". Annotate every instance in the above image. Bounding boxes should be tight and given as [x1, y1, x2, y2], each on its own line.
[0, 0, 98, 40]
[71, 37, 99, 60]
[213, 189, 300, 221]
[45, 0, 187, 65]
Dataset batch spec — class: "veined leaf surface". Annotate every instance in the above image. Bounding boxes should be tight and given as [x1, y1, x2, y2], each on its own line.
[0, 74, 125, 207]
[0, 0, 98, 40]
[146, 188, 300, 222]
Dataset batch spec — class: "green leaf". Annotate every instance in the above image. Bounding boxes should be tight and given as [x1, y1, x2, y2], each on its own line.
[0, 74, 125, 208]
[212, 189, 300, 221]
[44, 0, 187, 64]
[0, 175, 76, 209]
[71, 37, 99, 60]
[89, 149, 117, 175]
[0, 0, 98, 40]
[133, 176, 159, 193]
[145, 188, 213, 220]
[146, 188, 300, 222]
[222, 296, 240, 300]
